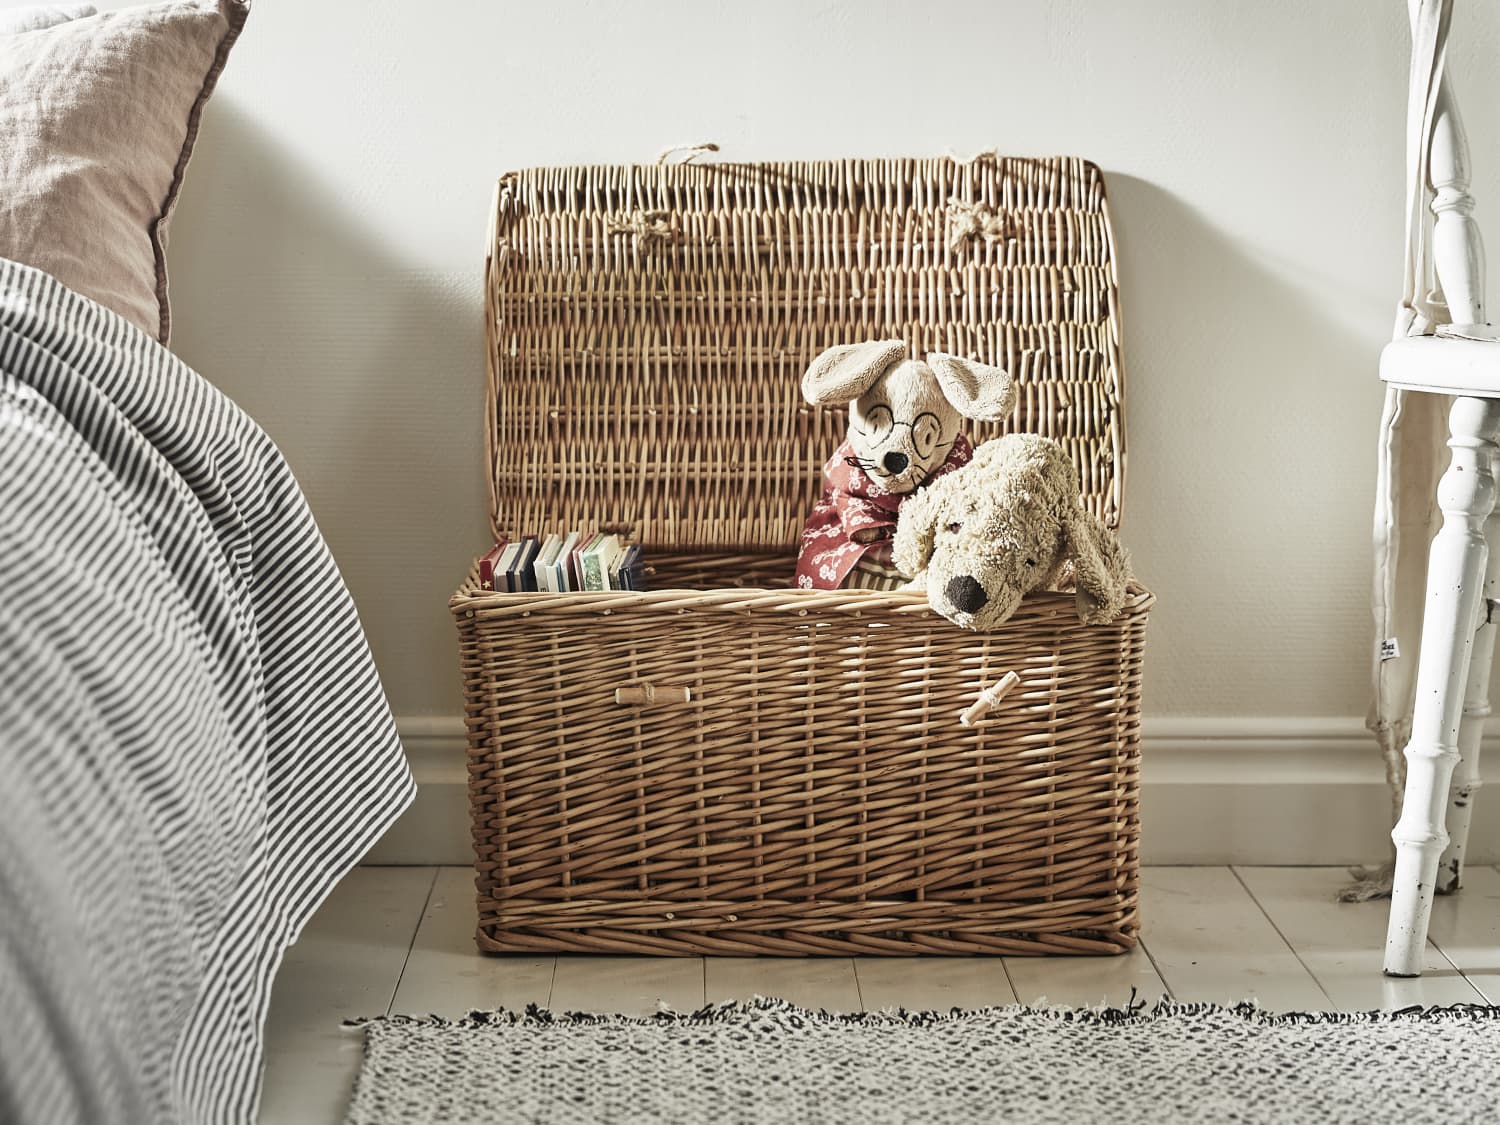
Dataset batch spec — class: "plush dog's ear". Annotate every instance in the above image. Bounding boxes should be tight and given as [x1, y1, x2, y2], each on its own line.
[927, 353, 1015, 422]
[1063, 508, 1132, 625]
[892, 486, 941, 577]
[802, 340, 907, 405]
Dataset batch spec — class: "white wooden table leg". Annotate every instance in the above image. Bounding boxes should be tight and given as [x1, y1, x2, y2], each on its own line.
[1385, 396, 1500, 978]
[1435, 445, 1500, 894]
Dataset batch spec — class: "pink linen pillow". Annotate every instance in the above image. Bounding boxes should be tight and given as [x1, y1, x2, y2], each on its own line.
[0, 0, 248, 343]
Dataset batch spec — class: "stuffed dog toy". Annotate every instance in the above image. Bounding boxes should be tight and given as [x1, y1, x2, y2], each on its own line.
[795, 340, 1014, 590]
[893, 433, 1133, 630]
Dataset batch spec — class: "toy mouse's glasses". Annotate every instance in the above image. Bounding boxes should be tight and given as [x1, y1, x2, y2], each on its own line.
[858, 406, 944, 460]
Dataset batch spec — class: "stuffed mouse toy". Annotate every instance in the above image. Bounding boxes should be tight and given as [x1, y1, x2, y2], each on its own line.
[795, 340, 1014, 590]
[893, 433, 1134, 629]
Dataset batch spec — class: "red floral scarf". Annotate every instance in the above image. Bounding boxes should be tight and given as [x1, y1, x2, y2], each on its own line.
[794, 434, 974, 590]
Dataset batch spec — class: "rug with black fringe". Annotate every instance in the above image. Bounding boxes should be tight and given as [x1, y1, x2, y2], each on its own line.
[341, 996, 1500, 1124]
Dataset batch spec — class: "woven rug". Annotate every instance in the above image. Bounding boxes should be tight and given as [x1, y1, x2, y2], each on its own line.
[343, 997, 1499, 1125]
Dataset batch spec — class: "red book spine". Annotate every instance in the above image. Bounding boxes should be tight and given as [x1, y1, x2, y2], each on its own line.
[477, 539, 508, 592]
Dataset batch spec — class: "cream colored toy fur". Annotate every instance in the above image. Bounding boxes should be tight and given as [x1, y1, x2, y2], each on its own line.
[893, 433, 1133, 631]
[802, 340, 1014, 493]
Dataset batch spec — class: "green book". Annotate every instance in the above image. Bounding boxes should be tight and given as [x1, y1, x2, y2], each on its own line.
[581, 534, 623, 591]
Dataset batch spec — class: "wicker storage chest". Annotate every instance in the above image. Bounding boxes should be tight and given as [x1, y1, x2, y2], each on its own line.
[453, 155, 1152, 956]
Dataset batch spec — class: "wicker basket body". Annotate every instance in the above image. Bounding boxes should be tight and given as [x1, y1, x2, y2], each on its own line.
[453, 156, 1151, 956]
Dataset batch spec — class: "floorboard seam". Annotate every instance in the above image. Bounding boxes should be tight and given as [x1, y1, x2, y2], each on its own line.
[996, 957, 1021, 1007]
[1227, 865, 1337, 1007]
[384, 867, 441, 1016]
[1427, 866, 1500, 1002]
[850, 959, 866, 1012]
[1130, 934, 1173, 1002]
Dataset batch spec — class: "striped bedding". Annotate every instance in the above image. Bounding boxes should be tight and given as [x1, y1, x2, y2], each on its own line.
[0, 258, 415, 1125]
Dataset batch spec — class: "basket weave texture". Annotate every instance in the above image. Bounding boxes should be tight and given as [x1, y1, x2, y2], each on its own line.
[454, 155, 1152, 956]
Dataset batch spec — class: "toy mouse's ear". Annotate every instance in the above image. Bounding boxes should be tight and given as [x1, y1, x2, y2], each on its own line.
[802, 340, 907, 405]
[927, 353, 1015, 422]
[1063, 508, 1132, 625]
[893, 486, 942, 577]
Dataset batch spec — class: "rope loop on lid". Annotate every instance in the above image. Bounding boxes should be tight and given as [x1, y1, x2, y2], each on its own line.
[606, 209, 677, 248]
[946, 146, 1000, 166]
[945, 198, 1015, 254]
[657, 142, 721, 166]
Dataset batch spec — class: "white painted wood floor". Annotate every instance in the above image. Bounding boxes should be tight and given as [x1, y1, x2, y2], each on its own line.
[258, 865, 1500, 1125]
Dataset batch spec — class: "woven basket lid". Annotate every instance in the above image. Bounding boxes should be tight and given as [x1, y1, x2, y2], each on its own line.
[485, 155, 1125, 554]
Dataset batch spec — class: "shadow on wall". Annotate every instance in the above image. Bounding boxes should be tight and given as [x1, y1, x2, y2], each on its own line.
[165, 101, 492, 716]
[1104, 173, 1383, 716]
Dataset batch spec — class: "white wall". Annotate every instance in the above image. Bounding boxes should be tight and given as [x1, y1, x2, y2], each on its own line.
[45, 0, 1500, 858]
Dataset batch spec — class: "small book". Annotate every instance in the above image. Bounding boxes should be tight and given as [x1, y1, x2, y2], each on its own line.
[607, 543, 642, 591]
[494, 541, 522, 592]
[477, 538, 509, 592]
[552, 529, 583, 592]
[532, 533, 564, 593]
[616, 543, 644, 591]
[581, 534, 623, 592]
[510, 536, 541, 593]
[570, 531, 599, 592]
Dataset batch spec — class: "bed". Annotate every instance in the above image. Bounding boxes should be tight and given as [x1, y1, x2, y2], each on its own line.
[0, 257, 415, 1124]
[0, 5, 414, 1118]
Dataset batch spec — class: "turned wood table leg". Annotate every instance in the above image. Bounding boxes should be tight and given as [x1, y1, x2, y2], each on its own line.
[1385, 396, 1500, 978]
[1435, 445, 1500, 894]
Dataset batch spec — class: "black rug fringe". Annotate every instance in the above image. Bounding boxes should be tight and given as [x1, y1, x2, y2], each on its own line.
[342, 992, 1500, 1032]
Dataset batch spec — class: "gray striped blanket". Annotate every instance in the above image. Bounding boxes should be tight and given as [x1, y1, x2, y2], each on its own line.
[0, 259, 414, 1125]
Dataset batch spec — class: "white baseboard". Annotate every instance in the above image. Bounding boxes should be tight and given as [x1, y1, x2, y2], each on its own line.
[361, 715, 1500, 867]
[1142, 717, 1407, 866]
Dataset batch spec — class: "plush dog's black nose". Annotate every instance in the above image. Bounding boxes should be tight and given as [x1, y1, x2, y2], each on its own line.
[883, 451, 909, 474]
[945, 575, 988, 615]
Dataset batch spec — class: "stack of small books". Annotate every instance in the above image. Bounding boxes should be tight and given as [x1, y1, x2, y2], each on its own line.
[477, 531, 644, 593]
